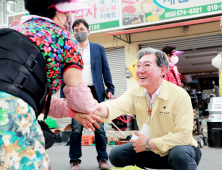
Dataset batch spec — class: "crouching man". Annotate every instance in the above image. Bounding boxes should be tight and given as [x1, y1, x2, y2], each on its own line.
[95, 47, 202, 170]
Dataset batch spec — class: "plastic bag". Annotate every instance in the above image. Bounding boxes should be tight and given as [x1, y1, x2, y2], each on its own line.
[131, 123, 150, 140]
[212, 53, 221, 69]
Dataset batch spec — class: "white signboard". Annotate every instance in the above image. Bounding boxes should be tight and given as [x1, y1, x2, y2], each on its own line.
[73, 0, 120, 32]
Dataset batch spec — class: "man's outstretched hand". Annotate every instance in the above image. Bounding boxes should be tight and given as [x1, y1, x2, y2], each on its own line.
[74, 111, 103, 131]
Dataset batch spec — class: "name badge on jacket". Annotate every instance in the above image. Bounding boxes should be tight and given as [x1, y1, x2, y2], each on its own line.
[159, 110, 171, 115]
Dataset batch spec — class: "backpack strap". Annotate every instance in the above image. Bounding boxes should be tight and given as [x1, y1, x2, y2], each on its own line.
[44, 95, 52, 120]
[0, 37, 47, 88]
[0, 65, 44, 100]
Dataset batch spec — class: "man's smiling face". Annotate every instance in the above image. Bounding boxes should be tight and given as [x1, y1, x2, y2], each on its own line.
[135, 54, 163, 89]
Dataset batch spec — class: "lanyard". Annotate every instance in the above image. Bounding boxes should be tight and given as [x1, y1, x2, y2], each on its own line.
[145, 98, 152, 124]
[146, 99, 153, 116]
[144, 97, 152, 124]
[147, 98, 152, 116]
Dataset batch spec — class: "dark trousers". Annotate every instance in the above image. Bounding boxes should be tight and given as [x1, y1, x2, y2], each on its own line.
[69, 86, 108, 163]
[109, 143, 202, 170]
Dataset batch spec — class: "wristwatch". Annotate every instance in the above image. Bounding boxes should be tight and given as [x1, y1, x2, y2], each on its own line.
[145, 138, 151, 151]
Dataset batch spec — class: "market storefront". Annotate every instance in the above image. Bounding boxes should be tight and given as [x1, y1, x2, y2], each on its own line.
[86, 0, 222, 99]
[7, 0, 222, 98]
[86, 1, 222, 120]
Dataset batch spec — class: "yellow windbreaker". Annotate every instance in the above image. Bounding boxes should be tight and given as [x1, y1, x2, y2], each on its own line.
[102, 80, 198, 156]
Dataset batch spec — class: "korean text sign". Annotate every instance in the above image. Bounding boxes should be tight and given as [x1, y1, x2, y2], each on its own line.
[73, 0, 120, 32]
[122, 0, 222, 26]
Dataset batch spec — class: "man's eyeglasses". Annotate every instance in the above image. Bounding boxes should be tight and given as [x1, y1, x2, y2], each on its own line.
[74, 28, 87, 33]
[133, 63, 154, 70]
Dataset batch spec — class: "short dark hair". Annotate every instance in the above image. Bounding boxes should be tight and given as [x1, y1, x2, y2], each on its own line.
[137, 47, 169, 72]
[162, 45, 176, 56]
[72, 19, 89, 30]
[24, 0, 70, 19]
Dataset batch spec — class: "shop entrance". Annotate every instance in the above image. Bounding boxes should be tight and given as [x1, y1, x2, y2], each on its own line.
[140, 34, 222, 117]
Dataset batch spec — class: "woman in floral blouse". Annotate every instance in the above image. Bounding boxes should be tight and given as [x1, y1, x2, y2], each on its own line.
[162, 45, 183, 87]
[0, 0, 102, 169]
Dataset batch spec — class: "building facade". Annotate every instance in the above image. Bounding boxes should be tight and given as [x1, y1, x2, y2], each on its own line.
[0, 0, 25, 27]
[2, 0, 222, 98]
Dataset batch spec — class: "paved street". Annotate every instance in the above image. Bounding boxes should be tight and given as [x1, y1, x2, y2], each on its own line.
[47, 144, 222, 170]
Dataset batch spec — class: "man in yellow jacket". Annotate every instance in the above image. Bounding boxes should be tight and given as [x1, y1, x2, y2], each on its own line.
[97, 47, 202, 170]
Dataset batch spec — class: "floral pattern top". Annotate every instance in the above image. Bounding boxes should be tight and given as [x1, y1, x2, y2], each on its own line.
[164, 63, 181, 87]
[15, 18, 83, 95]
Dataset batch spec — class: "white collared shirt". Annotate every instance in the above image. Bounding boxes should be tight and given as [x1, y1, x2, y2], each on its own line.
[145, 83, 163, 107]
[81, 43, 94, 86]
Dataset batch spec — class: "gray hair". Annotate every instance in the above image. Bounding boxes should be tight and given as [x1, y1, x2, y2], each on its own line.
[137, 47, 169, 74]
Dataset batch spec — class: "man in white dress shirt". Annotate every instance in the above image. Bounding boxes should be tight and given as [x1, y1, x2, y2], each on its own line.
[61, 19, 114, 170]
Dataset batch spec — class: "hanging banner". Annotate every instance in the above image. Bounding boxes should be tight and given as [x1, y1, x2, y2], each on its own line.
[73, 0, 120, 32]
[122, 0, 222, 27]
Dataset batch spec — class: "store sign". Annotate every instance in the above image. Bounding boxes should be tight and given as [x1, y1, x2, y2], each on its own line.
[122, 0, 222, 27]
[73, 0, 120, 32]
[154, 0, 220, 10]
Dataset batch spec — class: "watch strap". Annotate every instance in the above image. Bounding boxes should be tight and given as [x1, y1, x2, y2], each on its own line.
[145, 138, 150, 151]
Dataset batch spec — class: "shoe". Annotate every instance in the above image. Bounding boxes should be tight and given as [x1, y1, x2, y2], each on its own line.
[99, 159, 110, 170]
[70, 161, 79, 170]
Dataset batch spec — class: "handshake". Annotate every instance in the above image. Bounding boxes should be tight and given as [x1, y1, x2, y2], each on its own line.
[47, 96, 106, 131]
[46, 82, 110, 131]
[73, 106, 103, 132]
[62, 82, 109, 131]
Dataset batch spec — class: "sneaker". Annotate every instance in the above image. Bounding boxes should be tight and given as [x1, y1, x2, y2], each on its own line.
[99, 159, 110, 170]
[70, 161, 79, 170]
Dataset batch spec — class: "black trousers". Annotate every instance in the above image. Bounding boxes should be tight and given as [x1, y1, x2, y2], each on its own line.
[88, 86, 99, 102]
[109, 143, 202, 170]
[69, 85, 108, 163]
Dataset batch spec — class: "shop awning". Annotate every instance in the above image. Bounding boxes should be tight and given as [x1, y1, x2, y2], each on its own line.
[106, 16, 221, 44]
